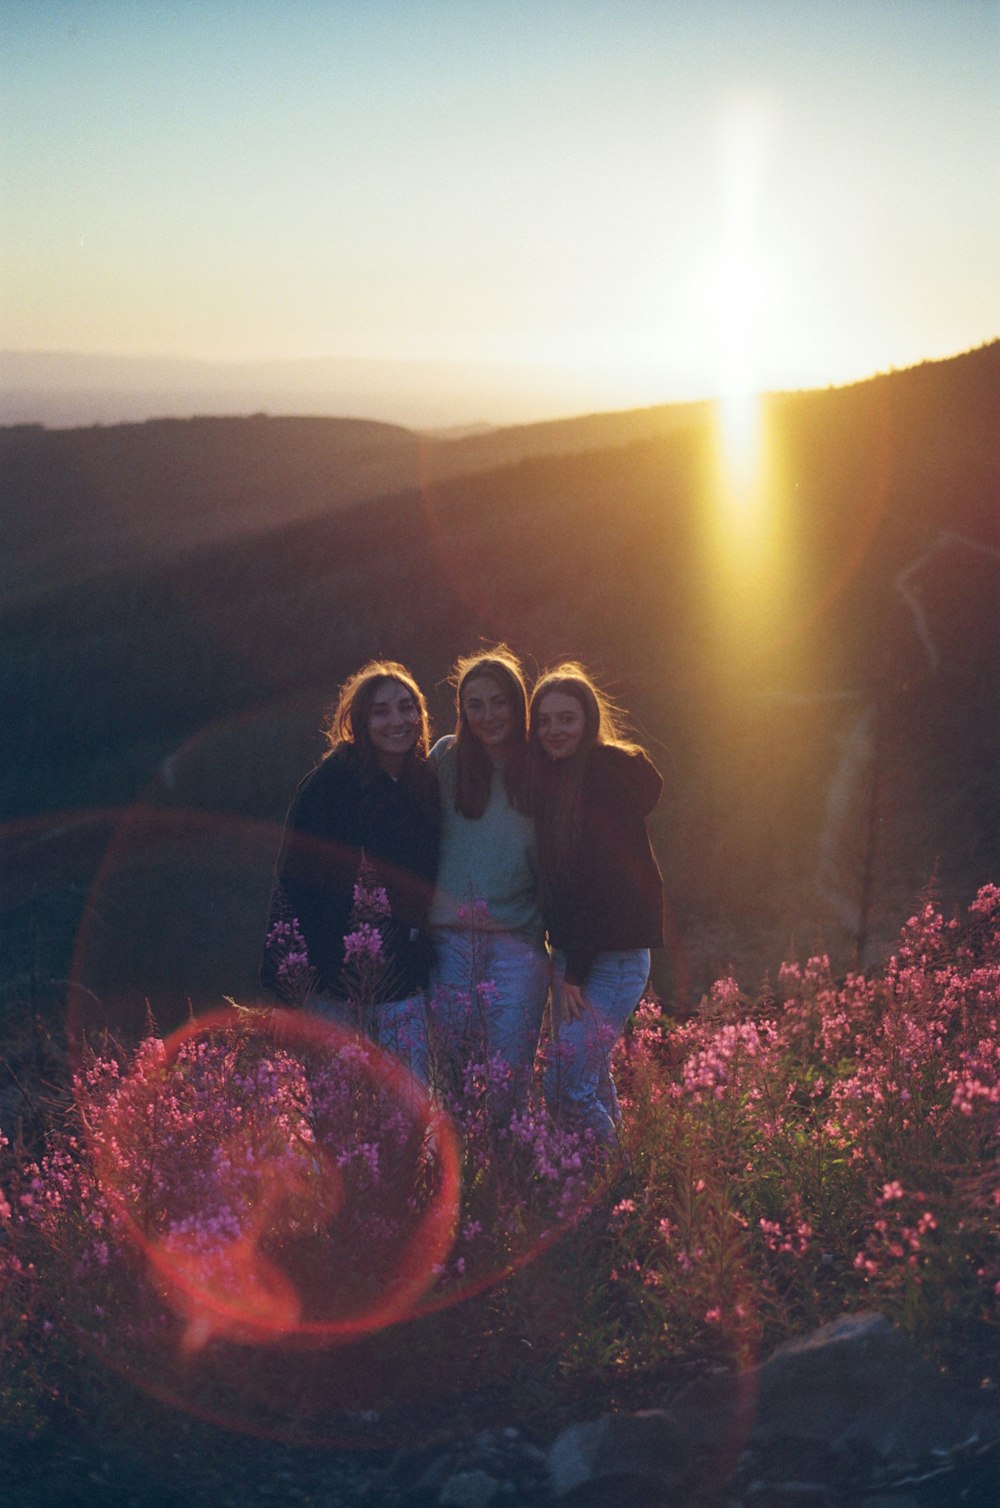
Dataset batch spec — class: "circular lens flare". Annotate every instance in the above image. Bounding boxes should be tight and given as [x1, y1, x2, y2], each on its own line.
[84, 1007, 461, 1350]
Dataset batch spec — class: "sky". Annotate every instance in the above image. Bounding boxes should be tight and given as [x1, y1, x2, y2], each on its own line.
[2, 0, 998, 412]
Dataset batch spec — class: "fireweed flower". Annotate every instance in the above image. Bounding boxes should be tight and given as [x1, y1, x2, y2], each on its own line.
[265, 916, 317, 1003]
[455, 897, 492, 930]
[351, 864, 391, 925]
[707, 977, 742, 1013]
[342, 924, 386, 965]
[677, 1018, 778, 1105]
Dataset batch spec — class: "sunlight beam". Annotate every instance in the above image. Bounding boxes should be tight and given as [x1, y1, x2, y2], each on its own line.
[701, 97, 795, 679]
[712, 98, 770, 523]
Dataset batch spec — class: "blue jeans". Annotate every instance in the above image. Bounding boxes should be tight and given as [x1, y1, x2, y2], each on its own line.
[310, 992, 430, 1086]
[430, 927, 549, 1100]
[545, 949, 650, 1143]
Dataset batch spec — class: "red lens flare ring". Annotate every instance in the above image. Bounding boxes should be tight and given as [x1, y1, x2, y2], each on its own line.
[83, 1005, 461, 1351]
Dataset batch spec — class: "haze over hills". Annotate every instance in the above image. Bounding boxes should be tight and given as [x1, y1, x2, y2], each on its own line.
[0, 348, 678, 432]
[0, 395, 708, 607]
[2, 343, 998, 1027]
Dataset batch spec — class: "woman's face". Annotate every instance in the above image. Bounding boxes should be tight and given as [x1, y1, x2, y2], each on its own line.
[461, 674, 515, 751]
[536, 690, 587, 761]
[367, 679, 421, 769]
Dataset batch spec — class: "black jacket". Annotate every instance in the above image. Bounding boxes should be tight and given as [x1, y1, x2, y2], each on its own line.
[261, 744, 439, 1001]
[542, 743, 664, 986]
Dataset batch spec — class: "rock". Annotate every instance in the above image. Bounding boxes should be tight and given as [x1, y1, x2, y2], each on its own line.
[545, 1314, 1000, 1507]
[742, 1481, 837, 1504]
[663, 1366, 758, 1458]
[411, 1453, 456, 1496]
[548, 1408, 687, 1502]
[438, 1468, 502, 1507]
[749, 1311, 999, 1462]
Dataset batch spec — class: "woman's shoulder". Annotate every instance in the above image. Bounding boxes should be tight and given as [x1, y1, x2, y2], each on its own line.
[587, 742, 662, 811]
[285, 744, 359, 832]
[296, 743, 360, 799]
[429, 734, 457, 767]
[587, 741, 653, 772]
[308, 741, 358, 779]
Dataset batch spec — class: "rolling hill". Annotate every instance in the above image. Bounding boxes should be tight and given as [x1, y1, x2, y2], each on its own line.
[1, 399, 707, 608]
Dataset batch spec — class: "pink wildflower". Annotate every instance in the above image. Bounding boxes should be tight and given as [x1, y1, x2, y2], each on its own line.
[352, 867, 391, 924]
[455, 897, 492, 929]
[709, 977, 741, 1010]
[343, 924, 385, 964]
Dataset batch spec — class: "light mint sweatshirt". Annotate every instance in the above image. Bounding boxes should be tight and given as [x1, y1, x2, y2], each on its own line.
[428, 736, 543, 940]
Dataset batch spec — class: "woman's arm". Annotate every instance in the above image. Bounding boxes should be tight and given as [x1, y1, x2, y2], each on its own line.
[554, 979, 589, 1023]
[559, 745, 662, 985]
[428, 733, 455, 768]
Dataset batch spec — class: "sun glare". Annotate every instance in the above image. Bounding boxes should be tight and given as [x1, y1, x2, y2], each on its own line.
[712, 100, 770, 513]
[702, 98, 793, 671]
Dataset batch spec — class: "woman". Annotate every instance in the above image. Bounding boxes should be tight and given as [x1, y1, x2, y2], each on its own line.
[528, 664, 664, 1145]
[428, 646, 548, 1103]
[261, 661, 439, 1079]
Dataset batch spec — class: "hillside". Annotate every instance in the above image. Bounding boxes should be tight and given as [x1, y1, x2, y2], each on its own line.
[2, 344, 998, 1029]
[1, 400, 707, 607]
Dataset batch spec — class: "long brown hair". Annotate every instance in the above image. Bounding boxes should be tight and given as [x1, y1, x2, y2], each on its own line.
[528, 662, 640, 882]
[324, 661, 431, 778]
[450, 646, 530, 818]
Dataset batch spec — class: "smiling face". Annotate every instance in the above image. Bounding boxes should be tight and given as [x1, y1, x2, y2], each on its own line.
[367, 679, 421, 772]
[461, 674, 515, 753]
[536, 689, 587, 761]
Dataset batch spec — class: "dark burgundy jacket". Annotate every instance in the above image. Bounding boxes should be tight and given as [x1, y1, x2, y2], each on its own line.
[541, 743, 664, 986]
[261, 743, 439, 1001]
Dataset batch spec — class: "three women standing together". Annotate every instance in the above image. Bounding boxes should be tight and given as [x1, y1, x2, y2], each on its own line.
[263, 648, 664, 1147]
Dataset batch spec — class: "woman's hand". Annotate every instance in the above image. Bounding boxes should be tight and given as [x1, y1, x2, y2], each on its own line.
[558, 981, 588, 1023]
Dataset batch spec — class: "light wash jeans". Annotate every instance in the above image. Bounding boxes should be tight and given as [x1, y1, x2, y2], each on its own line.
[430, 927, 549, 1103]
[310, 992, 430, 1086]
[546, 948, 650, 1143]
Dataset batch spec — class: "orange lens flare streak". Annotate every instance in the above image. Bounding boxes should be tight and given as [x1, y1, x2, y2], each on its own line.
[145, 1149, 345, 1353]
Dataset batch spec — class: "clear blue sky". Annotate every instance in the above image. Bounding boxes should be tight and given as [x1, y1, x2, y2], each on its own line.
[2, 0, 997, 405]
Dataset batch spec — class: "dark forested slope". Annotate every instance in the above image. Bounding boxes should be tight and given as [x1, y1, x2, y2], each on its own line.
[0, 401, 708, 608]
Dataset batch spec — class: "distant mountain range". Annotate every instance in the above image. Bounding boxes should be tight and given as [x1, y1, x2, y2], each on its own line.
[2, 343, 998, 1027]
[0, 348, 673, 432]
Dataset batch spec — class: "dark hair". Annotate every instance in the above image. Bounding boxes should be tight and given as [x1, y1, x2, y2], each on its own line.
[324, 661, 431, 776]
[528, 662, 640, 883]
[451, 645, 530, 818]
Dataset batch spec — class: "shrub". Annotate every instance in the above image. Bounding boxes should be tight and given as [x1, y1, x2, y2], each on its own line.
[603, 885, 999, 1382]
